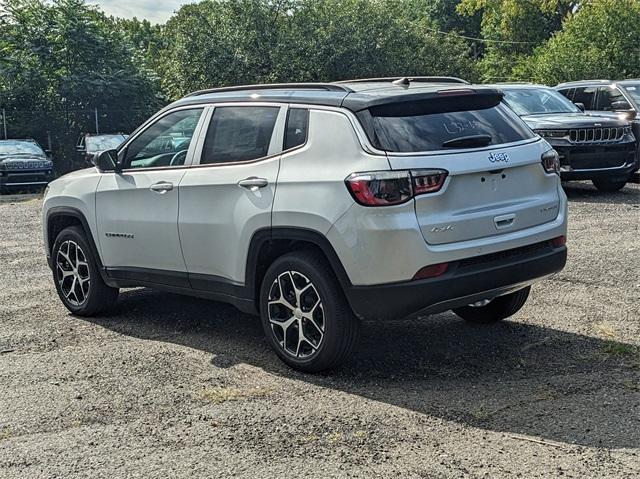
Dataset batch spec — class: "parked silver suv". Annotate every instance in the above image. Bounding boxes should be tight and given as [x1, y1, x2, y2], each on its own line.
[43, 78, 568, 372]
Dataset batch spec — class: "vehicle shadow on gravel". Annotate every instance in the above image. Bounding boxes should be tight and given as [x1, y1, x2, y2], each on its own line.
[563, 181, 640, 205]
[82, 288, 639, 450]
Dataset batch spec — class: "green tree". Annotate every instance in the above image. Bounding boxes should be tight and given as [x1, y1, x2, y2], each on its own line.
[0, 0, 162, 171]
[457, 0, 577, 81]
[516, 0, 640, 84]
[115, 17, 165, 77]
[159, 0, 477, 100]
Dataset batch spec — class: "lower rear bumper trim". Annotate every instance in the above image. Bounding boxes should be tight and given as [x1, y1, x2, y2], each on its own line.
[344, 244, 567, 320]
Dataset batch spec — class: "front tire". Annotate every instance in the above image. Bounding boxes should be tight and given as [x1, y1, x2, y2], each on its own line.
[259, 251, 359, 373]
[453, 287, 530, 324]
[592, 178, 626, 192]
[52, 226, 119, 316]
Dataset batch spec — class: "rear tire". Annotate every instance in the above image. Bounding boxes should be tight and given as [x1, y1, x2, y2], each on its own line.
[52, 226, 119, 316]
[453, 286, 530, 324]
[259, 250, 359, 373]
[592, 178, 626, 192]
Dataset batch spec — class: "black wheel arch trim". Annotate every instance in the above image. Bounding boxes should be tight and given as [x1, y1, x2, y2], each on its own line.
[45, 206, 111, 284]
[245, 227, 355, 309]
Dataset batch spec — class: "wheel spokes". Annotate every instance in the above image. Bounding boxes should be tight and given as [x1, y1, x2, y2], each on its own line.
[267, 270, 325, 358]
[56, 240, 90, 307]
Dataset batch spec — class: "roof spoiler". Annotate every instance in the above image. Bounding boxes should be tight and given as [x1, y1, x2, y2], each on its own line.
[350, 88, 504, 116]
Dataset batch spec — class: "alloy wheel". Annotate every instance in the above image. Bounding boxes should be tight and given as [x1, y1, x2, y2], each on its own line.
[56, 240, 90, 306]
[267, 271, 325, 358]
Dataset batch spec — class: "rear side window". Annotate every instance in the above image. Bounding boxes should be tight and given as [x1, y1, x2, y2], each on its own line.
[595, 87, 627, 111]
[284, 108, 309, 150]
[572, 87, 597, 109]
[557, 88, 575, 101]
[201, 106, 279, 164]
[358, 102, 534, 153]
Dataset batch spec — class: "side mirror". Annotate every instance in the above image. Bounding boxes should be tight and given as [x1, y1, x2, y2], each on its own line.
[611, 100, 633, 111]
[574, 102, 585, 112]
[95, 149, 121, 173]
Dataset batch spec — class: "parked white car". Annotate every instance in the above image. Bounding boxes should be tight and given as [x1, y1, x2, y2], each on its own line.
[43, 78, 568, 372]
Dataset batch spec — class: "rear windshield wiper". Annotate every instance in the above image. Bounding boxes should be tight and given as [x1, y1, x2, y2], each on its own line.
[442, 134, 492, 148]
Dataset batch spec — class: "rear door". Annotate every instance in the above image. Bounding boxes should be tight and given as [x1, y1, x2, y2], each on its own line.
[178, 104, 286, 289]
[358, 93, 562, 245]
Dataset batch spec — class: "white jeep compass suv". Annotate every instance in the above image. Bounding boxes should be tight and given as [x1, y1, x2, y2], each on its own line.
[43, 78, 568, 372]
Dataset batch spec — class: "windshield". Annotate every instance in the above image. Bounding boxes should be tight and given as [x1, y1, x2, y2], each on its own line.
[502, 88, 580, 115]
[0, 140, 45, 156]
[85, 134, 128, 153]
[621, 83, 640, 104]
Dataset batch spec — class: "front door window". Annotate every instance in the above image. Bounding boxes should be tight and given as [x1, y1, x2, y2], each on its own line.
[123, 108, 204, 169]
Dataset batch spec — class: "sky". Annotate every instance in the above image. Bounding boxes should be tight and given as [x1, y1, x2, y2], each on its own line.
[90, 0, 189, 24]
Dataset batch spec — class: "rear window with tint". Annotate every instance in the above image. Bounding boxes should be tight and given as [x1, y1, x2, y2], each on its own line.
[358, 103, 534, 153]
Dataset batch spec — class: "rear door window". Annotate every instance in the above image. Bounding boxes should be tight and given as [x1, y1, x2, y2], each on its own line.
[595, 87, 627, 111]
[358, 102, 534, 153]
[200, 106, 280, 164]
[557, 88, 575, 101]
[572, 87, 597, 109]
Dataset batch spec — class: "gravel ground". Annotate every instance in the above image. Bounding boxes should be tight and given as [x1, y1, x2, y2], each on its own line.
[0, 182, 638, 479]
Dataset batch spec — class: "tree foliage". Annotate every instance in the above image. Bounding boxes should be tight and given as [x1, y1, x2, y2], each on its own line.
[457, 0, 578, 81]
[158, 0, 477, 99]
[515, 0, 640, 84]
[2, 0, 640, 171]
[0, 0, 162, 170]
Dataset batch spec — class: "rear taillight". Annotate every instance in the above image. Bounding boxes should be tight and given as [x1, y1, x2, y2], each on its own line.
[541, 149, 560, 175]
[345, 169, 448, 207]
[550, 235, 566, 247]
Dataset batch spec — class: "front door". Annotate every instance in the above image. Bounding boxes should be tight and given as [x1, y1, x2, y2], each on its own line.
[96, 107, 205, 277]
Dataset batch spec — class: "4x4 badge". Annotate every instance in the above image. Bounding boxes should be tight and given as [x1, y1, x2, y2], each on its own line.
[488, 152, 510, 163]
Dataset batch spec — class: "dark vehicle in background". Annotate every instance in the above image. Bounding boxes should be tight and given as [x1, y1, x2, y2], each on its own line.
[76, 133, 128, 167]
[555, 79, 640, 121]
[556, 79, 640, 183]
[495, 84, 637, 191]
[0, 139, 54, 194]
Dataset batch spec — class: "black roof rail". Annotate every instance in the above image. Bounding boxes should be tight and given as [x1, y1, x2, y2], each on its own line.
[184, 82, 354, 98]
[490, 81, 534, 85]
[335, 76, 470, 85]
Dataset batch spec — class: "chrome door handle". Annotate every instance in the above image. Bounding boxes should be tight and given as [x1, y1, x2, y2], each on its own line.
[238, 177, 268, 191]
[149, 181, 174, 194]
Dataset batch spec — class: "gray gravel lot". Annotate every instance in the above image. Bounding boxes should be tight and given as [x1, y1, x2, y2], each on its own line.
[0, 182, 638, 478]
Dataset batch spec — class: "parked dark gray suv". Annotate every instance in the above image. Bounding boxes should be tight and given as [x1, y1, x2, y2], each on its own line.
[0, 139, 54, 193]
[495, 84, 637, 191]
[556, 80, 640, 184]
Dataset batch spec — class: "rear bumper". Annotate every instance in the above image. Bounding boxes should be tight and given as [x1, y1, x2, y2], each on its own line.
[344, 242, 567, 320]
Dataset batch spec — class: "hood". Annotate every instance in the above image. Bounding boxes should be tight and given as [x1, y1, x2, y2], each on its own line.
[521, 112, 628, 130]
[56, 166, 96, 181]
